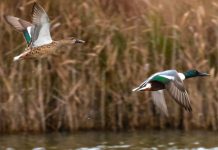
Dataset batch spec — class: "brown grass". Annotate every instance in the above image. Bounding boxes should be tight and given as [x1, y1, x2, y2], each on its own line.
[0, 0, 218, 133]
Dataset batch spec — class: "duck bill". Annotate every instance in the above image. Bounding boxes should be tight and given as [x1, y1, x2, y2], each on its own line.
[75, 39, 85, 44]
[199, 72, 209, 76]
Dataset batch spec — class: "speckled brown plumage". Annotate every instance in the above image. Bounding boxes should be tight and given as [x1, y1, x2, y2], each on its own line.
[22, 41, 58, 59]
[14, 39, 85, 60]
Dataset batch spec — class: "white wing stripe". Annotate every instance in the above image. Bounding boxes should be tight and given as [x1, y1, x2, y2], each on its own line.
[159, 75, 175, 80]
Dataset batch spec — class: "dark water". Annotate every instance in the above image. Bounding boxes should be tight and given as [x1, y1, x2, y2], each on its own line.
[0, 130, 218, 150]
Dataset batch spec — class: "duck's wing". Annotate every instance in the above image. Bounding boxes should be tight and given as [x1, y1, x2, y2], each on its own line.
[4, 15, 32, 45]
[151, 90, 168, 116]
[164, 72, 192, 111]
[30, 2, 52, 47]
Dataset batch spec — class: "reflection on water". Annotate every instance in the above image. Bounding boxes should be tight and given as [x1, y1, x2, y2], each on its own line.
[0, 130, 218, 150]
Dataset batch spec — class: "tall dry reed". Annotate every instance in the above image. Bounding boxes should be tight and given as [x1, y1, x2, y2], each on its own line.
[0, 0, 218, 133]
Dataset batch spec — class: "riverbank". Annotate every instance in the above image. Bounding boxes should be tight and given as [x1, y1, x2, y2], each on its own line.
[0, 130, 218, 150]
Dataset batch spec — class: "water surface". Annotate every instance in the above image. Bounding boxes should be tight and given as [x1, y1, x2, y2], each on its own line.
[0, 130, 217, 150]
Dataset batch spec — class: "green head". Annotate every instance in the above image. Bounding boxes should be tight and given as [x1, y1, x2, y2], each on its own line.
[183, 69, 209, 79]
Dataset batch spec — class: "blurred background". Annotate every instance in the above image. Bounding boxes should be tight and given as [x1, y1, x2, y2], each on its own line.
[0, 0, 218, 149]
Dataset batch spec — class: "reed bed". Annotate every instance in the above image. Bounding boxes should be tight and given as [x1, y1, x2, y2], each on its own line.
[0, 0, 218, 133]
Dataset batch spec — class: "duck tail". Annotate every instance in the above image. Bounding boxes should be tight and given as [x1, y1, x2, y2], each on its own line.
[132, 83, 151, 91]
[13, 55, 21, 61]
[13, 51, 28, 62]
[132, 87, 140, 92]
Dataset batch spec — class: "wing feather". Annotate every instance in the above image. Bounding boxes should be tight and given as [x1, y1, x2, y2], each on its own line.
[151, 90, 169, 116]
[31, 2, 52, 47]
[165, 75, 192, 111]
[4, 15, 33, 45]
[4, 15, 32, 31]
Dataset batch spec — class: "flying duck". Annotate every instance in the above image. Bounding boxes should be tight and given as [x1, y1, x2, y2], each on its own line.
[4, 2, 85, 61]
[132, 69, 209, 116]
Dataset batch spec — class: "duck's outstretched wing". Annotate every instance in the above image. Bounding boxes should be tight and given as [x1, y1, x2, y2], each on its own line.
[151, 90, 168, 116]
[165, 73, 192, 112]
[30, 2, 52, 47]
[4, 15, 32, 45]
